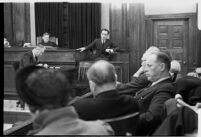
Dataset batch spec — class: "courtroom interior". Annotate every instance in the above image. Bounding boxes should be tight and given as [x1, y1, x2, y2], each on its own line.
[3, 0, 201, 136]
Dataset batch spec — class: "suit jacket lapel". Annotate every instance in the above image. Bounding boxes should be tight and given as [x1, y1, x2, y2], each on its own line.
[135, 86, 152, 100]
[135, 78, 172, 100]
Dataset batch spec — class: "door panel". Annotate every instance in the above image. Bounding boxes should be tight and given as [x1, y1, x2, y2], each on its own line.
[153, 19, 188, 74]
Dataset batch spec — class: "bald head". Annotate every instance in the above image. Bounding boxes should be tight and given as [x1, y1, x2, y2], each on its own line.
[87, 60, 116, 86]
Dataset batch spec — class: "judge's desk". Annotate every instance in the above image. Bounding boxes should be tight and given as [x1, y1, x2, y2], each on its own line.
[4, 47, 129, 98]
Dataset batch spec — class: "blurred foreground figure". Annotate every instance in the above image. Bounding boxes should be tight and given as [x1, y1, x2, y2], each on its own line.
[15, 66, 113, 135]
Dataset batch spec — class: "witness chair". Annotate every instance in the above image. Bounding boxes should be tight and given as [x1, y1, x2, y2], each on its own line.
[36, 36, 58, 45]
[102, 112, 139, 135]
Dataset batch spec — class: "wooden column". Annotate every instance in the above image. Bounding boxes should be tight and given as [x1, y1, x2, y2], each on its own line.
[30, 2, 36, 46]
[110, 3, 145, 77]
[4, 3, 30, 46]
[4, 3, 13, 45]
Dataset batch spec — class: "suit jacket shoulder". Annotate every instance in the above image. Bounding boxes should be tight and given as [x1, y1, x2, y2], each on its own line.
[72, 90, 139, 120]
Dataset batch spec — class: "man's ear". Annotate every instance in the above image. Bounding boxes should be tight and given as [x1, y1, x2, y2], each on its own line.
[161, 63, 166, 71]
[115, 74, 118, 82]
[89, 80, 96, 94]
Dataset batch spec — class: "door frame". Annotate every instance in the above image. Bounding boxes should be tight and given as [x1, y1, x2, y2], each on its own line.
[145, 13, 198, 74]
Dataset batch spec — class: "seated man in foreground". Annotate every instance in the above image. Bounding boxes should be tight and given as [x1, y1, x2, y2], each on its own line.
[71, 60, 139, 135]
[15, 66, 113, 135]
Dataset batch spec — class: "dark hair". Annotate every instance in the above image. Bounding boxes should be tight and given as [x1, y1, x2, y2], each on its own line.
[87, 60, 116, 86]
[163, 50, 172, 61]
[155, 52, 171, 71]
[42, 32, 50, 36]
[15, 66, 70, 112]
[101, 28, 110, 34]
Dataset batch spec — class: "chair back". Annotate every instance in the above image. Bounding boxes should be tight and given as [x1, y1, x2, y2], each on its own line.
[36, 36, 58, 45]
[4, 119, 33, 135]
[102, 112, 139, 135]
[78, 61, 92, 81]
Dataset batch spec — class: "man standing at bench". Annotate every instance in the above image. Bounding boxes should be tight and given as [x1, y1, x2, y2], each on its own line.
[76, 29, 120, 61]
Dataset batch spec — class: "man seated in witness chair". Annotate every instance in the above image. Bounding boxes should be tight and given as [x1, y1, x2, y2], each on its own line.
[38, 32, 57, 47]
[76, 29, 120, 61]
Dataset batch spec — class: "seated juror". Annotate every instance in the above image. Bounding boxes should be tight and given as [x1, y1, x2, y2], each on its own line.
[72, 60, 139, 123]
[76, 29, 120, 61]
[19, 44, 47, 69]
[132, 52, 175, 135]
[38, 32, 57, 47]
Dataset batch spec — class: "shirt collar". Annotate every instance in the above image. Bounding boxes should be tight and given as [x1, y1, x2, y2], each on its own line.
[151, 76, 171, 87]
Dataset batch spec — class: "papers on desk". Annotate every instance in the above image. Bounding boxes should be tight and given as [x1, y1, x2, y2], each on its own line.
[4, 100, 30, 112]
[3, 124, 13, 131]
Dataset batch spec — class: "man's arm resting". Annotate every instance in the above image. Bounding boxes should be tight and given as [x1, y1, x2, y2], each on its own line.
[137, 90, 173, 131]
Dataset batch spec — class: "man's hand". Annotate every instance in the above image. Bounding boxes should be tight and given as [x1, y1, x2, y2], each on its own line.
[105, 49, 114, 54]
[133, 66, 144, 77]
[37, 63, 49, 68]
[76, 47, 86, 52]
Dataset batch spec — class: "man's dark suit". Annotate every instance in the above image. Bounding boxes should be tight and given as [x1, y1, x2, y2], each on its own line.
[19, 51, 39, 69]
[153, 106, 198, 136]
[85, 38, 119, 60]
[72, 89, 139, 135]
[133, 78, 175, 135]
[72, 89, 139, 120]
[117, 74, 151, 96]
[174, 76, 201, 105]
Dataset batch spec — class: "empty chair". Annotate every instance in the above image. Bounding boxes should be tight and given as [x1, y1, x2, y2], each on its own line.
[4, 119, 33, 135]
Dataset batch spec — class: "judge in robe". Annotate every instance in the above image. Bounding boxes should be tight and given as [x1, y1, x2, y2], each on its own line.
[39, 32, 57, 47]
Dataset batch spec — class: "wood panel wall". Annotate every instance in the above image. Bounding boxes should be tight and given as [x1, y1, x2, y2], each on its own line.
[145, 13, 201, 72]
[110, 3, 201, 77]
[198, 30, 201, 67]
[4, 3, 30, 46]
[110, 3, 145, 77]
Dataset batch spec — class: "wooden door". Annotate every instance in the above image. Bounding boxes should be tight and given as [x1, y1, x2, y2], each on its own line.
[153, 19, 188, 74]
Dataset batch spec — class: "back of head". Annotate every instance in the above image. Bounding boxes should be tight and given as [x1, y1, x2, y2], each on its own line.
[170, 60, 181, 74]
[33, 44, 46, 56]
[87, 60, 116, 86]
[42, 32, 50, 37]
[187, 72, 199, 78]
[16, 66, 70, 112]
